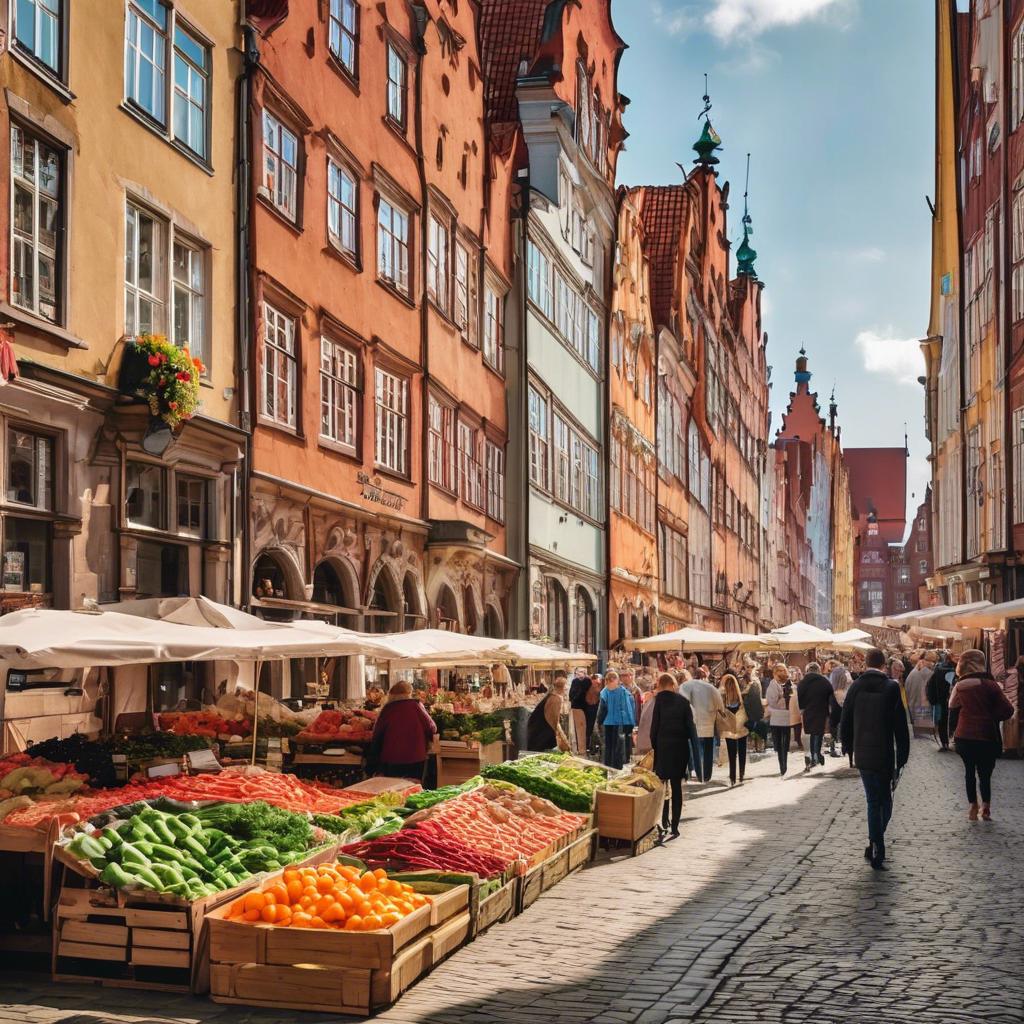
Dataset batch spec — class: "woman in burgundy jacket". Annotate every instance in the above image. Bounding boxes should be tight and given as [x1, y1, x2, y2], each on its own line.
[949, 649, 1014, 821]
[366, 681, 437, 782]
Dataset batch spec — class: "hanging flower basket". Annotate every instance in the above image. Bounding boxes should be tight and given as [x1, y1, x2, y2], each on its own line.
[120, 334, 204, 430]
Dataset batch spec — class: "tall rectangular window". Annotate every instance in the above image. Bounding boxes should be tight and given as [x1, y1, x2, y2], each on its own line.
[428, 394, 456, 490]
[1013, 192, 1024, 323]
[527, 241, 553, 318]
[1015, 406, 1024, 523]
[261, 111, 298, 221]
[261, 303, 297, 428]
[483, 285, 503, 371]
[125, 202, 165, 336]
[386, 43, 407, 127]
[10, 125, 61, 323]
[6, 428, 53, 510]
[377, 198, 410, 295]
[327, 159, 358, 258]
[427, 216, 449, 312]
[125, 461, 166, 529]
[374, 368, 408, 474]
[454, 243, 470, 332]
[485, 441, 505, 523]
[458, 422, 482, 509]
[1014, 25, 1024, 129]
[13, 0, 61, 74]
[125, 0, 168, 124]
[528, 385, 549, 489]
[320, 338, 358, 451]
[171, 237, 205, 366]
[328, 0, 358, 76]
[172, 25, 208, 158]
[553, 414, 570, 502]
[176, 475, 206, 537]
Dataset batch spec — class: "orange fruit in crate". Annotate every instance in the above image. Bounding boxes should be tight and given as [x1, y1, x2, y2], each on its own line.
[315, 875, 334, 893]
[274, 904, 292, 924]
[322, 904, 344, 924]
[380, 912, 400, 927]
[243, 908, 261, 922]
[308, 916, 327, 929]
[357, 873, 377, 893]
[266, 883, 289, 905]
[344, 915, 363, 931]
[372, 868, 388, 881]
[286, 878, 303, 902]
[260, 904, 277, 923]
[243, 892, 265, 913]
[335, 889, 355, 911]
[291, 912, 312, 928]
[362, 914, 382, 931]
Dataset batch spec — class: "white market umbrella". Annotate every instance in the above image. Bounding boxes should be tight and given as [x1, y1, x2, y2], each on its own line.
[955, 597, 1024, 629]
[913, 601, 991, 632]
[625, 627, 773, 653]
[498, 639, 598, 668]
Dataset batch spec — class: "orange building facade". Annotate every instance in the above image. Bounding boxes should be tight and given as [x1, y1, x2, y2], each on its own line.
[244, 0, 515, 683]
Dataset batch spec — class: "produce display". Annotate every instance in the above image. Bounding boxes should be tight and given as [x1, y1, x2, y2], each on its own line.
[62, 803, 320, 900]
[431, 711, 504, 746]
[2, 768, 369, 829]
[0, 755, 90, 820]
[481, 753, 609, 812]
[25, 735, 117, 788]
[111, 732, 214, 761]
[402, 777, 482, 812]
[311, 795, 404, 843]
[342, 822, 508, 879]
[600, 765, 661, 793]
[158, 710, 252, 739]
[294, 708, 378, 744]
[222, 863, 429, 930]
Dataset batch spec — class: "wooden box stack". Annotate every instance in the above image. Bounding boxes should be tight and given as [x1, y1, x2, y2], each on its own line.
[517, 828, 595, 914]
[594, 786, 664, 841]
[206, 885, 471, 1015]
[433, 739, 505, 787]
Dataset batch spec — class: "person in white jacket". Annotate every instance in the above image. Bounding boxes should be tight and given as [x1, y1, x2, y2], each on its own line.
[765, 664, 796, 776]
[679, 675, 725, 782]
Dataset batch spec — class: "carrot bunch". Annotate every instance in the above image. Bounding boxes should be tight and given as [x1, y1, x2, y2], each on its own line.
[224, 863, 428, 931]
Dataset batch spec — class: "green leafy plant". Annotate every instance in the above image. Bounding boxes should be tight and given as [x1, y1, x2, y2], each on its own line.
[128, 334, 204, 429]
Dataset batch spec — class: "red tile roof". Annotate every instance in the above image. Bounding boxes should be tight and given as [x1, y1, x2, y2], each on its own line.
[844, 447, 908, 542]
[638, 185, 688, 331]
[478, 0, 549, 134]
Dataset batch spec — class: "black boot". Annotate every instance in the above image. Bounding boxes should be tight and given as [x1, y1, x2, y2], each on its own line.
[870, 842, 887, 870]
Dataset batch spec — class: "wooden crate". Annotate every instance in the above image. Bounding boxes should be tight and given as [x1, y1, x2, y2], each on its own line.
[430, 911, 470, 964]
[434, 739, 504, 787]
[594, 786, 664, 841]
[471, 878, 516, 937]
[517, 829, 595, 914]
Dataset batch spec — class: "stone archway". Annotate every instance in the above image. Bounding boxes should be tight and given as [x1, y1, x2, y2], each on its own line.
[434, 583, 461, 631]
[483, 599, 504, 639]
[312, 555, 360, 628]
[365, 558, 403, 634]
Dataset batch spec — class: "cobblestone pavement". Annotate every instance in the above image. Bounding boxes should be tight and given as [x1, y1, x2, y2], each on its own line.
[3, 739, 1023, 1024]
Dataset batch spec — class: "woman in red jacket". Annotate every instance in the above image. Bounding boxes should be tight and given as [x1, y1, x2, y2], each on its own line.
[949, 649, 1014, 821]
[366, 681, 437, 782]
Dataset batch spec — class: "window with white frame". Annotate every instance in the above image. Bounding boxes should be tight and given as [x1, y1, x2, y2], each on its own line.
[1014, 406, 1024, 524]
[328, 0, 358, 77]
[125, 202, 165, 336]
[320, 338, 358, 450]
[919, 559, 929, 575]
[13, 0, 61, 76]
[1014, 191, 1024, 322]
[176, 474, 207, 537]
[528, 384, 549, 489]
[1014, 23, 1024, 129]
[261, 112, 299, 221]
[660, 523, 687, 600]
[485, 440, 505, 522]
[6, 428, 53, 510]
[327, 159, 358, 258]
[125, 2, 210, 158]
[458, 421, 483, 509]
[427, 215, 449, 312]
[261, 303, 297, 428]
[386, 43, 407, 128]
[553, 414, 570, 503]
[483, 284, 503, 371]
[526, 240, 554, 319]
[427, 393, 456, 490]
[10, 124, 62, 323]
[374, 368, 408, 474]
[454, 242, 474, 339]
[377, 197, 410, 295]
[125, 461, 166, 529]
[171, 237, 206, 367]
[894, 565, 911, 585]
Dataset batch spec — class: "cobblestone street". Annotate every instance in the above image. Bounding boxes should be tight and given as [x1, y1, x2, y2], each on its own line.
[3, 738, 1022, 1024]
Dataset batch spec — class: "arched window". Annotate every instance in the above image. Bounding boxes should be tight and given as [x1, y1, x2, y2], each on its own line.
[436, 585, 460, 630]
[545, 578, 568, 647]
[575, 586, 595, 653]
[366, 565, 401, 634]
[576, 61, 592, 154]
[630, 612, 640, 640]
[312, 560, 357, 628]
[403, 572, 425, 630]
[463, 586, 479, 635]
[484, 602, 503, 638]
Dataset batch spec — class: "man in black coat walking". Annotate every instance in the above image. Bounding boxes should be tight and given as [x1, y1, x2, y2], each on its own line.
[797, 661, 834, 770]
[840, 648, 910, 870]
[926, 651, 956, 750]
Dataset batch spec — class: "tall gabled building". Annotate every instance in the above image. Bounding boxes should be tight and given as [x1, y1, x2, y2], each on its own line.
[480, 0, 627, 653]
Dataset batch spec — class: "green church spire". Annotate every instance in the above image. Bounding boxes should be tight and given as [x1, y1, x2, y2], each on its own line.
[693, 76, 722, 167]
[736, 152, 758, 278]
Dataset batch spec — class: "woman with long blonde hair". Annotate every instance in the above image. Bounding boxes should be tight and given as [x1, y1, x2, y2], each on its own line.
[765, 664, 795, 776]
[719, 673, 749, 786]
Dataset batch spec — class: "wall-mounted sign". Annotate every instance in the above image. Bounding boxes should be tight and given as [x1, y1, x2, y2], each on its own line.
[357, 472, 406, 511]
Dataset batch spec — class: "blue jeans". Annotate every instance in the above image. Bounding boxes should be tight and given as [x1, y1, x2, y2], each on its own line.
[689, 736, 703, 779]
[859, 770, 893, 854]
[809, 733, 824, 763]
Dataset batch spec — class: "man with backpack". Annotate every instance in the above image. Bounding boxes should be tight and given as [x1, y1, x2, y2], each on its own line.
[926, 651, 956, 750]
[840, 648, 911, 871]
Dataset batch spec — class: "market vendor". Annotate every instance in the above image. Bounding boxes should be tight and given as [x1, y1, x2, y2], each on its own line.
[526, 674, 570, 752]
[365, 681, 438, 782]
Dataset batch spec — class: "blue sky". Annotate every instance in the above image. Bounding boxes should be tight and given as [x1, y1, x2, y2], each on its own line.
[612, 0, 933, 529]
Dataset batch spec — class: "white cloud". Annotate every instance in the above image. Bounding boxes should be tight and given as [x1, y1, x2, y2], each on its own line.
[652, 1, 698, 37]
[848, 245, 886, 263]
[705, 0, 851, 41]
[854, 329, 925, 387]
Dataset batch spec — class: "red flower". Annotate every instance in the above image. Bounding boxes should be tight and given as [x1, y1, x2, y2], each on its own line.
[157, 378, 166, 388]
[176, 371, 191, 381]
[168, 401, 178, 410]
[147, 355, 161, 367]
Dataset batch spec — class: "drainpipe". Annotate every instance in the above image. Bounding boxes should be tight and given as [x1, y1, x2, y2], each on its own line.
[952, 2, 967, 595]
[517, 170, 531, 640]
[413, 25, 430, 531]
[237, 23, 258, 609]
[1001, 0, 1015, 603]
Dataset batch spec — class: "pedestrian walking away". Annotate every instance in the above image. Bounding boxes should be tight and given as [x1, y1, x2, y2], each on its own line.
[827, 659, 852, 756]
[927, 651, 956, 749]
[597, 669, 636, 770]
[649, 672, 698, 837]
[679, 673, 726, 782]
[584, 673, 602, 756]
[798, 661, 834, 770]
[718, 673, 749, 785]
[839, 647, 910, 870]
[741, 671, 767, 752]
[765, 664, 795, 776]
[567, 668, 591, 754]
[948, 649, 1014, 821]
[526, 673, 571, 752]
[366, 681, 438, 782]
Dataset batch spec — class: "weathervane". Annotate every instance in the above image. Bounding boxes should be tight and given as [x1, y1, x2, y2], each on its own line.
[742, 153, 753, 234]
[698, 73, 712, 122]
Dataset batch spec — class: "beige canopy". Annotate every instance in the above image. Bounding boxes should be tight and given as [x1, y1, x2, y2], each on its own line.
[625, 627, 774, 653]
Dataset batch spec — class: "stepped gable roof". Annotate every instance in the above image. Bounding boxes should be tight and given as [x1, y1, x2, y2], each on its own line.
[844, 447, 908, 542]
[638, 185, 688, 332]
[479, 0, 549, 152]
